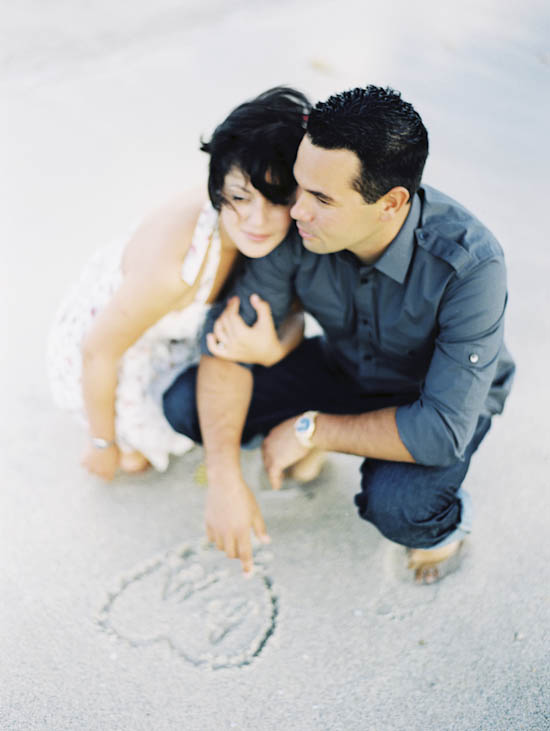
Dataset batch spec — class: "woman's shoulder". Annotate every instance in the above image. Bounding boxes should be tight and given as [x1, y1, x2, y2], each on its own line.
[121, 188, 209, 279]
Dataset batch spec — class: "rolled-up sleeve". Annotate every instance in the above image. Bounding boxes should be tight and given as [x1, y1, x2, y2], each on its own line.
[396, 257, 508, 466]
[200, 233, 299, 360]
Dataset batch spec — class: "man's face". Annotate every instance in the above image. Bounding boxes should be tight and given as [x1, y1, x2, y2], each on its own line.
[290, 136, 386, 262]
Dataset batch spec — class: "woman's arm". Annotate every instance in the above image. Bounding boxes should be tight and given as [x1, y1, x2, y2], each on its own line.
[206, 295, 304, 367]
[80, 198, 203, 479]
[80, 270, 190, 479]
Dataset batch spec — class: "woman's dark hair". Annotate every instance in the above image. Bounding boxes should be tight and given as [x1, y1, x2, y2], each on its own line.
[307, 85, 429, 203]
[201, 86, 311, 210]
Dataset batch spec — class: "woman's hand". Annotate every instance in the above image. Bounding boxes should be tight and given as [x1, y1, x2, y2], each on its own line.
[81, 443, 121, 481]
[207, 294, 284, 367]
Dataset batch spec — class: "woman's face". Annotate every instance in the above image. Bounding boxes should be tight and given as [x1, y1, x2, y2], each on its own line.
[219, 168, 293, 258]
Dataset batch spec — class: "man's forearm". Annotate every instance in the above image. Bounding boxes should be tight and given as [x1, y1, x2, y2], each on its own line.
[313, 407, 415, 463]
[196, 354, 253, 472]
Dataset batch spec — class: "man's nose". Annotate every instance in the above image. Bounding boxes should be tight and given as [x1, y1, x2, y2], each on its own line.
[290, 189, 311, 222]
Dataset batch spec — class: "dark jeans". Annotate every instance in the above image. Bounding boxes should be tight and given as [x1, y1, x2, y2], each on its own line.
[163, 338, 491, 549]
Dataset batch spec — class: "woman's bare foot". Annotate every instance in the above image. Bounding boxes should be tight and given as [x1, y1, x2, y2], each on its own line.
[407, 540, 463, 584]
[289, 448, 327, 483]
[119, 450, 150, 474]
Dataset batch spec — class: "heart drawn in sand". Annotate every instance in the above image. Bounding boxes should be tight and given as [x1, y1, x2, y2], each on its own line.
[98, 542, 277, 669]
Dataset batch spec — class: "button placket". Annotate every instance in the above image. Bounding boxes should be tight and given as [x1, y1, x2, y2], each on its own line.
[356, 270, 375, 366]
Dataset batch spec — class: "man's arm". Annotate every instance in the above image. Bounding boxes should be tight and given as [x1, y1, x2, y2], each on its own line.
[263, 255, 509, 484]
[197, 231, 300, 571]
[312, 407, 414, 460]
[395, 257, 508, 466]
[197, 355, 270, 573]
[262, 406, 414, 491]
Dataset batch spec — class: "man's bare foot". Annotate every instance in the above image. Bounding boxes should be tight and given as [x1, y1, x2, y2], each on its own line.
[288, 448, 327, 483]
[119, 450, 150, 474]
[407, 540, 463, 584]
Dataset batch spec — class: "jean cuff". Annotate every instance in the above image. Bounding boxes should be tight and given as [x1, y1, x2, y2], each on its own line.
[428, 488, 473, 549]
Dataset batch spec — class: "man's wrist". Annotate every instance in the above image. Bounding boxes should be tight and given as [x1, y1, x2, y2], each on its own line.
[206, 468, 247, 498]
[206, 453, 242, 481]
[294, 411, 320, 448]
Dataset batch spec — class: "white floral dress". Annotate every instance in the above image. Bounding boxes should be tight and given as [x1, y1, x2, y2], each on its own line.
[47, 202, 221, 471]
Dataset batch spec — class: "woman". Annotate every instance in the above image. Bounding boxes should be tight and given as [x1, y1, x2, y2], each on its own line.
[48, 87, 311, 480]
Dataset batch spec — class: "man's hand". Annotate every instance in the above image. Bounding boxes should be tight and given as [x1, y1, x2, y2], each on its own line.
[262, 418, 310, 491]
[81, 443, 120, 481]
[205, 474, 270, 573]
[206, 294, 284, 367]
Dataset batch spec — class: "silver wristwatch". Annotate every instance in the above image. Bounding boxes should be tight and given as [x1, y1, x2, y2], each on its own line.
[294, 411, 319, 448]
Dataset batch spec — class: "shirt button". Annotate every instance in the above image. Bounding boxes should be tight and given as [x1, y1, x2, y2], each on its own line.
[469, 353, 479, 364]
[361, 318, 369, 325]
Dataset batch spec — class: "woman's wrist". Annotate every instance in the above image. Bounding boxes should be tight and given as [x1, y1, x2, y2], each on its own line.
[90, 436, 117, 449]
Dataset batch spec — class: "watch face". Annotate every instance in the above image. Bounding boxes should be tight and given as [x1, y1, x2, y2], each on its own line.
[296, 416, 311, 433]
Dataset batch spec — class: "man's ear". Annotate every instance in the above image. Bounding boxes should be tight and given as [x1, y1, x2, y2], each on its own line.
[379, 186, 410, 221]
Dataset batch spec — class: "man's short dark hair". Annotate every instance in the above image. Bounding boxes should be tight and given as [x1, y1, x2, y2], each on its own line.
[306, 85, 429, 203]
[201, 86, 311, 210]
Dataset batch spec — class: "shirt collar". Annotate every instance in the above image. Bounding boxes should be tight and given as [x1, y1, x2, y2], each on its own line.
[372, 193, 421, 283]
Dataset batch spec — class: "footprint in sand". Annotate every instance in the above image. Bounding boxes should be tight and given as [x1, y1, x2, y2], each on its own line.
[98, 543, 277, 669]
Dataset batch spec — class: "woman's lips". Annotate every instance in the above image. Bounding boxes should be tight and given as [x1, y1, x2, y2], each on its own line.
[243, 231, 270, 242]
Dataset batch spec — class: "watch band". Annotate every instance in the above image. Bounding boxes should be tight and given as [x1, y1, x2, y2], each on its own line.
[294, 410, 319, 448]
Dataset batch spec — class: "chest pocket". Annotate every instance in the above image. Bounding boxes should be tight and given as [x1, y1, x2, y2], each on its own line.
[296, 258, 355, 337]
[374, 300, 437, 380]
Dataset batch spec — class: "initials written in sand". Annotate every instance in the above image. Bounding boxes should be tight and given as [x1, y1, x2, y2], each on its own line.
[98, 543, 277, 669]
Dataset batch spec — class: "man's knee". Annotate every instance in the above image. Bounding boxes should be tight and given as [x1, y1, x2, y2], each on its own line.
[162, 366, 201, 442]
[354, 460, 462, 548]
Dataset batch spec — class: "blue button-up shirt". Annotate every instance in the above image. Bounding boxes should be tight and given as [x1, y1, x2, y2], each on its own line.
[202, 185, 515, 466]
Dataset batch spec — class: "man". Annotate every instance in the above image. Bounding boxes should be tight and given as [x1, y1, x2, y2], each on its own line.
[163, 85, 515, 582]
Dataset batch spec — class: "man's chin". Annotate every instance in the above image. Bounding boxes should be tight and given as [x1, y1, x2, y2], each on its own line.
[301, 237, 323, 253]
